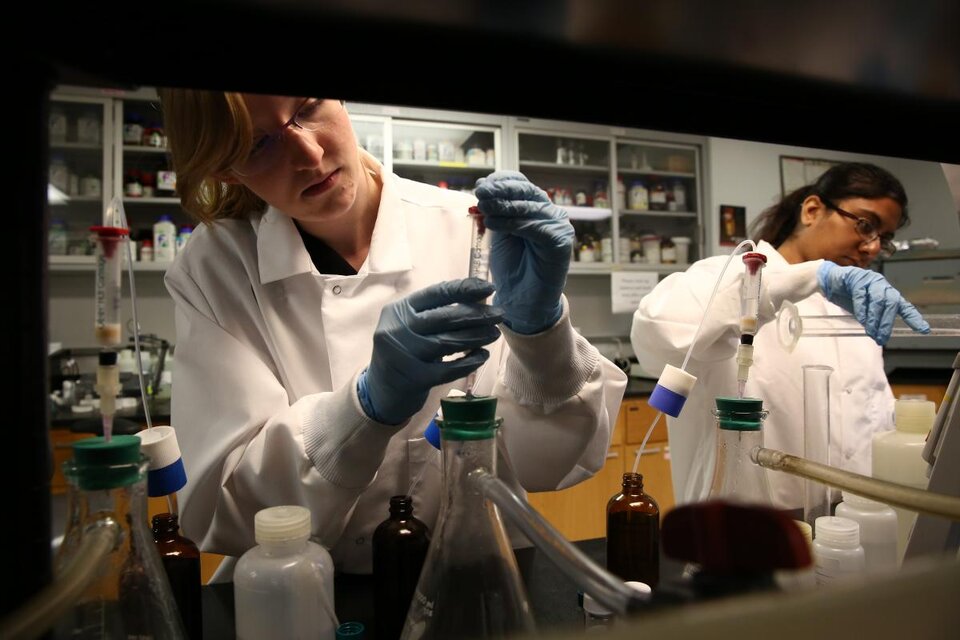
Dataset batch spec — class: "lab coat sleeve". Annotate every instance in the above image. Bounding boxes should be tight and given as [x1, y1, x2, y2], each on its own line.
[631, 255, 823, 376]
[167, 268, 401, 558]
[493, 296, 628, 491]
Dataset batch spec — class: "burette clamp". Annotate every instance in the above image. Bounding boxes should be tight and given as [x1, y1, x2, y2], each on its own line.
[649, 364, 698, 417]
[775, 300, 802, 353]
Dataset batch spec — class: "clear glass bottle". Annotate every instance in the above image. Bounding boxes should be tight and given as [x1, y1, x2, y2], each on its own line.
[234, 506, 336, 640]
[707, 397, 774, 507]
[55, 435, 185, 639]
[152, 513, 202, 639]
[400, 396, 535, 640]
[373, 495, 430, 640]
[606, 472, 660, 587]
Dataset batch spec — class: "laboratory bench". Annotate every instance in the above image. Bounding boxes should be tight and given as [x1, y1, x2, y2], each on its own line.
[197, 538, 686, 639]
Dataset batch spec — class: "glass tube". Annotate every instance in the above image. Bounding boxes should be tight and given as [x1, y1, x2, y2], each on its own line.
[802, 365, 833, 532]
[777, 301, 960, 352]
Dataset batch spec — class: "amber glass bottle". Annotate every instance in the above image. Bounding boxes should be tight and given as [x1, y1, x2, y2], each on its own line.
[606, 472, 660, 587]
[373, 495, 430, 640]
[152, 513, 202, 639]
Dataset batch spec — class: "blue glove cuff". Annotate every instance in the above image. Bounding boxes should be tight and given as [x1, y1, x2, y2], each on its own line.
[816, 260, 837, 298]
[502, 301, 563, 335]
[356, 370, 384, 423]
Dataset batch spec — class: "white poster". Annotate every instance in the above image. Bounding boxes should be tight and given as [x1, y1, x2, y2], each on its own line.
[611, 272, 659, 314]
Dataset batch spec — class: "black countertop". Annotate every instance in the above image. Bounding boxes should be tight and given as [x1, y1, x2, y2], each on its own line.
[200, 538, 684, 639]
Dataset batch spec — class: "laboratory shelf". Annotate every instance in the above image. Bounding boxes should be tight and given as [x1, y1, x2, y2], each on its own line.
[122, 197, 180, 205]
[519, 161, 610, 173]
[568, 262, 689, 275]
[49, 256, 171, 273]
[566, 206, 613, 220]
[52, 195, 102, 203]
[393, 160, 495, 171]
[123, 145, 170, 154]
[618, 168, 696, 179]
[620, 209, 698, 218]
[50, 142, 102, 152]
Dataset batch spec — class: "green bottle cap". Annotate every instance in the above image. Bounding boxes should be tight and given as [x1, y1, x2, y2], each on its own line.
[437, 395, 502, 440]
[336, 622, 365, 639]
[68, 435, 144, 490]
[714, 396, 766, 431]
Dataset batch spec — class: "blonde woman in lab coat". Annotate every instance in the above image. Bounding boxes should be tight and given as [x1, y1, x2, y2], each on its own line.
[158, 92, 627, 576]
[631, 163, 928, 511]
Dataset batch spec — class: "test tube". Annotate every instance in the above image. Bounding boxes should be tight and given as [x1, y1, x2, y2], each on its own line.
[739, 252, 767, 335]
[91, 227, 129, 347]
[777, 301, 960, 351]
[464, 207, 491, 396]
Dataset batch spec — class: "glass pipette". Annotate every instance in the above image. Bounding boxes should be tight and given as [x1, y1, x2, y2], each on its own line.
[464, 206, 490, 396]
[777, 301, 960, 352]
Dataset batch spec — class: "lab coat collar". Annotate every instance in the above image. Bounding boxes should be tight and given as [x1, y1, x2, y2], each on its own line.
[254, 150, 412, 283]
[756, 239, 789, 268]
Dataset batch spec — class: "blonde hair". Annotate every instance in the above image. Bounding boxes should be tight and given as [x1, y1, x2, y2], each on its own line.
[158, 88, 266, 224]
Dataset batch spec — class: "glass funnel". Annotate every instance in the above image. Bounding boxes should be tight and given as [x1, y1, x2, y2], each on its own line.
[400, 396, 534, 640]
[55, 435, 185, 639]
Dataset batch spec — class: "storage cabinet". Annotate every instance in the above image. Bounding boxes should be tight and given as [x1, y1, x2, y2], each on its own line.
[526, 397, 675, 542]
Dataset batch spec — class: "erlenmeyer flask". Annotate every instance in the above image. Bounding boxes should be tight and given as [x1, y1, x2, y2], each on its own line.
[400, 396, 535, 640]
[707, 397, 774, 506]
[55, 435, 185, 638]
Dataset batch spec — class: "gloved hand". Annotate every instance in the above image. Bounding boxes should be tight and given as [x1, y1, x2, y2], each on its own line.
[817, 261, 930, 345]
[474, 171, 575, 334]
[357, 278, 504, 425]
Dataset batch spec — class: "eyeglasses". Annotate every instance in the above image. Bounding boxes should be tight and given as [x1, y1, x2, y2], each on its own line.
[820, 197, 898, 258]
[232, 98, 343, 177]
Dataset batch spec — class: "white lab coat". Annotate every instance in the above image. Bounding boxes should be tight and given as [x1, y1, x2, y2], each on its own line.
[165, 153, 627, 575]
[631, 240, 894, 510]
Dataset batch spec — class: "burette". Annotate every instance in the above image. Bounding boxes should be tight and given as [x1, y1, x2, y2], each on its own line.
[464, 206, 490, 397]
[631, 239, 759, 474]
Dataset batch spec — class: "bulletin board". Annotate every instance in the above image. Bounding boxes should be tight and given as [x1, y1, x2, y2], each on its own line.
[780, 156, 840, 195]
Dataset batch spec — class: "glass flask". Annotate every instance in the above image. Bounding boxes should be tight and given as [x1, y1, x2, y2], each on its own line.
[55, 435, 185, 639]
[373, 495, 430, 640]
[152, 513, 202, 640]
[400, 396, 535, 640]
[606, 472, 660, 587]
[707, 397, 774, 506]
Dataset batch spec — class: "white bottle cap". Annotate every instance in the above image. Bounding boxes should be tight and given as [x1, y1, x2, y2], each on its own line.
[840, 491, 887, 509]
[137, 425, 181, 470]
[255, 505, 311, 544]
[625, 581, 652, 600]
[894, 398, 936, 434]
[815, 516, 860, 548]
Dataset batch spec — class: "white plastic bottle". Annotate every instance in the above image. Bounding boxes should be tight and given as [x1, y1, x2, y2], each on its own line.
[813, 516, 865, 586]
[835, 492, 898, 573]
[872, 398, 934, 559]
[153, 215, 177, 262]
[234, 506, 336, 640]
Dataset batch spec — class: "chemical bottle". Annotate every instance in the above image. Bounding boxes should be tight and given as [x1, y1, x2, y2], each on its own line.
[835, 491, 898, 574]
[706, 397, 774, 507]
[373, 495, 430, 640]
[872, 397, 934, 559]
[400, 395, 535, 639]
[606, 472, 660, 588]
[152, 514, 202, 639]
[234, 506, 336, 640]
[812, 516, 865, 586]
[154, 215, 177, 262]
[55, 435, 185, 638]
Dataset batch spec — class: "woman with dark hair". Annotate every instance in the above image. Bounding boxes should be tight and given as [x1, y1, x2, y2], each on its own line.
[631, 162, 928, 510]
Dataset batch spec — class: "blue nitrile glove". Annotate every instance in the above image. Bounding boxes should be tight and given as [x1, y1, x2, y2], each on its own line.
[357, 278, 504, 425]
[474, 171, 575, 335]
[817, 261, 930, 346]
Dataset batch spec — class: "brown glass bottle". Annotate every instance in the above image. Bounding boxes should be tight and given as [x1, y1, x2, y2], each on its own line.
[606, 472, 660, 587]
[372, 495, 430, 640]
[152, 513, 203, 639]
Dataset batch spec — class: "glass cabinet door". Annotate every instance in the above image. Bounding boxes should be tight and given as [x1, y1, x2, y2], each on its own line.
[48, 94, 112, 261]
[392, 121, 500, 193]
[616, 141, 699, 267]
[116, 96, 190, 265]
[517, 132, 613, 269]
[351, 115, 388, 165]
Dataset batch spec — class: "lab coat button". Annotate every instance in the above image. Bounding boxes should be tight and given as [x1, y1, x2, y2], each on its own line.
[332, 285, 342, 295]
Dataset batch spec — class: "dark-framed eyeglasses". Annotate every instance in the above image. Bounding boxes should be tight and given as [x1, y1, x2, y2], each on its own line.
[232, 98, 344, 177]
[820, 197, 898, 258]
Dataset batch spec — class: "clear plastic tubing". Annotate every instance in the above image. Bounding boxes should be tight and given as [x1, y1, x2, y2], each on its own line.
[802, 365, 833, 533]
